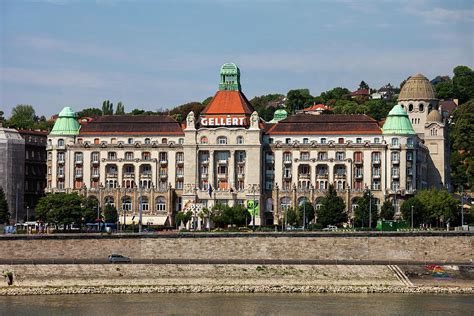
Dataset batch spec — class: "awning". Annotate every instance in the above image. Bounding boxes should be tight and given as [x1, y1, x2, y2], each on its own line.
[121, 215, 168, 226]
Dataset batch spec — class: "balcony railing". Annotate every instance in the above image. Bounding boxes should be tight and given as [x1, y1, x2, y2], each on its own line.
[123, 173, 135, 178]
[372, 159, 381, 165]
[283, 159, 292, 165]
[335, 173, 346, 179]
[316, 173, 329, 179]
[106, 172, 118, 178]
[283, 173, 292, 179]
[298, 173, 311, 179]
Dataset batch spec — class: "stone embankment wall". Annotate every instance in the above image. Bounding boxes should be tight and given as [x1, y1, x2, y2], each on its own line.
[0, 233, 472, 263]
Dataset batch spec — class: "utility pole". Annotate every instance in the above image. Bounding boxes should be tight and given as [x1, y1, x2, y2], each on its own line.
[411, 205, 414, 230]
[368, 187, 372, 230]
[138, 182, 143, 233]
[252, 185, 256, 231]
[460, 186, 464, 227]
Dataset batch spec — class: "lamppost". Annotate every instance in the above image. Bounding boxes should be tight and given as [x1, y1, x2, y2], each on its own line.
[411, 205, 414, 230]
[252, 184, 257, 231]
[138, 181, 143, 233]
[460, 186, 464, 226]
[365, 185, 372, 230]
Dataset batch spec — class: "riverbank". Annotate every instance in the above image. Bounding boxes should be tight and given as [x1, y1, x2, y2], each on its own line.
[1, 264, 472, 296]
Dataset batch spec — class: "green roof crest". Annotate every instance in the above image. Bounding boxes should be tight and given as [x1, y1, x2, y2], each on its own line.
[382, 104, 416, 135]
[50, 106, 81, 136]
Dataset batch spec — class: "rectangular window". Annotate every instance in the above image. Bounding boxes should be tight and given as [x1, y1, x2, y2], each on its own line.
[336, 152, 345, 160]
[300, 152, 310, 161]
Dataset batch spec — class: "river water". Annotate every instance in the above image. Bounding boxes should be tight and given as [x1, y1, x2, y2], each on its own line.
[1, 293, 472, 315]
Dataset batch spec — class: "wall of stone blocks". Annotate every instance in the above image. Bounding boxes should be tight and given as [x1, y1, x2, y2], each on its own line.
[0, 234, 472, 263]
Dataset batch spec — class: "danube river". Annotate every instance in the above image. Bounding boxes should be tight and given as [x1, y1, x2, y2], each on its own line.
[1, 293, 473, 315]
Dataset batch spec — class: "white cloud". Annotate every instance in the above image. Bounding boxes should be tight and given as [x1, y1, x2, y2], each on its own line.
[403, 3, 474, 24]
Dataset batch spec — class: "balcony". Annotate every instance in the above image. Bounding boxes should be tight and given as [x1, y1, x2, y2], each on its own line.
[92, 173, 100, 179]
[335, 173, 346, 179]
[372, 159, 381, 165]
[140, 173, 152, 179]
[392, 159, 400, 164]
[283, 159, 292, 165]
[355, 173, 363, 179]
[75, 172, 83, 178]
[316, 173, 329, 179]
[217, 159, 228, 165]
[57, 158, 65, 164]
[75, 159, 83, 165]
[159, 160, 168, 166]
[238, 173, 245, 179]
[57, 173, 64, 178]
[201, 159, 209, 165]
[390, 144, 401, 149]
[237, 160, 246, 165]
[123, 173, 135, 179]
[176, 173, 184, 179]
[392, 173, 400, 179]
[159, 173, 168, 180]
[354, 159, 363, 165]
[91, 159, 100, 165]
[201, 173, 208, 179]
[177, 159, 184, 166]
[283, 173, 292, 180]
[217, 173, 227, 179]
[106, 172, 118, 178]
[298, 173, 311, 179]
[372, 173, 381, 179]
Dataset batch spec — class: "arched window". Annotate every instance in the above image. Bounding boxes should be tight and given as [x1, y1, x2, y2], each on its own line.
[280, 197, 291, 209]
[303, 138, 309, 144]
[162, 138, 168, 144]
[127, 138, 134, 144]
[105, 196, 115, 207]
[94, 138, 100, 145]
[144, 138, 151, 145]
[200, 136, 208, 144]
[338, 138, 344, 144]
[155, 196, 166, 212]
[58, 139, 64, 147]
[236, 136, 244, 144]
[419, 103, 424, 112]
[122, 196, 132, 211]
[391, 138, 399, 146]
[178, 138, 184, 144]
[408, 104, 413, 112]
[139, 196, 149, 212]
[217, 136, 227, 144]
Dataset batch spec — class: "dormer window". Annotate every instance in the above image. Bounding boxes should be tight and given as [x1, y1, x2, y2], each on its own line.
[217, 136, 227, 145]
[58, 139, 64, 147]
[127, 138, 133, 144]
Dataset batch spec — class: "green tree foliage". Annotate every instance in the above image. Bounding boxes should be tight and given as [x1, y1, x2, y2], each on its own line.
[115, 102, 125, 115]
[35, 193, 86, 229]
[359, 80, 369, 90]
[130, 108, 145, 115]
[416, 189, 459, 227]
[319, 87, 351, 103]
[6, 105, 36, 129]
[176, 211, 192, 226]
[82, 196, 99, 224]
[450, 99, 474, 190]
[297, 201, 315, 226]
[76, 108, 102, 118]
[452, 65, 474, 104]
[104, 203, 118, 223]
[286, 89, 313, 114]
[353, 191, 378, 228]
[202, 96, 213, 105]
[0, 187, 10, 224]
[102, 100, 114, 115]
[286, 207, 298, 226]
[212, 204, 250, 228]
[379, 200, 395, 220]
[434, 81, 454, 100]
[169, 102, 205, 122]
[316, 185, 347, 227]
[0, 110, 4, 122]
[400, 197, 425, 227]
[250, 94, 284, 121]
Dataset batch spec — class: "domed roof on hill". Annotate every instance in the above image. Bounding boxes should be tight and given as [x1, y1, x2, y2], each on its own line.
[398, 73, 437, 101]
[426, 109, 443, 123]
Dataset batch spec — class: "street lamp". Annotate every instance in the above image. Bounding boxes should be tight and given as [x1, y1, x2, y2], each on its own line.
[252, 184, 257, 231]
[411, 205, 414, 230]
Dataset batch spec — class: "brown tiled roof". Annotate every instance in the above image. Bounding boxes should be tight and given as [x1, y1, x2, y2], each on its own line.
[79, 115, 184, 136]
[439, 100, 458, 116]
[201, 90, 255, 115]
[268, 114, 382, 135]
[350, 89, 369, 96]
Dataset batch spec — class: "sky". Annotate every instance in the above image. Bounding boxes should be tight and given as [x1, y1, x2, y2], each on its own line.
[1, 0, 473, 117]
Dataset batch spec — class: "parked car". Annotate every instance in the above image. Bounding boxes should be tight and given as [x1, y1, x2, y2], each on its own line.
[322, 225, 338, 231]
[108, 254, 131, 263]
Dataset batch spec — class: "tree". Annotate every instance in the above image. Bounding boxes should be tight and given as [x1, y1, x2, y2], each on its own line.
[104, 204, 118, 223]
[102, 100, 114, 115]
[0, 187, 10, 224]
[400, 197, 425, 227]
[176, 211, 192, 227]
[379, 200, 395, 220]
[316, 185, 347, 227]
[434, 81, 454, 100]
[0, 110, 4, 122]
[202, 96, 213, 105]
[76, 108, 102, 118]
[297, 201, 315, 226]
[115, 102, 125, 115]
[319, 87, 351, 103]
[452, 65, 474, 104]
[82, 196, 99, 224]
[36, 193, 86, 230]
[250, 94, 285, 121]
[353, 191, 378, 228]
[416, 189, 459, 227]
[286, 207, 298, 226]
[359, 80, 369, 90]
[285, 89, 313, 113]
[6, 105, 36, 129]
[450, 99, 474, 190]
[211, 204, 250, 228]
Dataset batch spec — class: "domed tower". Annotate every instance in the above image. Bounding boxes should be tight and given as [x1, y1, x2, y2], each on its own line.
[47, 107, 81, 192]
[219, 63, 241, 91]
[398, 73, 438, 137]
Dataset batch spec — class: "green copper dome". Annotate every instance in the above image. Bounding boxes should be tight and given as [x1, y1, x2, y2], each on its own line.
[50, 106, 81, 135]
[219, 63, 241, 91]
[382, 104, 416, 135]
[269, 109, 288, 123]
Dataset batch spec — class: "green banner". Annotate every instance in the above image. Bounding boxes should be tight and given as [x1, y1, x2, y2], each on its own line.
[247, 200, 260, 217]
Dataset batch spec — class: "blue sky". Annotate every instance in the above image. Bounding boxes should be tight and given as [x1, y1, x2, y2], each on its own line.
[1, 0, 473, 117]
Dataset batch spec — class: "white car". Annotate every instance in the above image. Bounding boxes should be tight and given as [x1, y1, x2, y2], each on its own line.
[322, 225, 338, 231]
